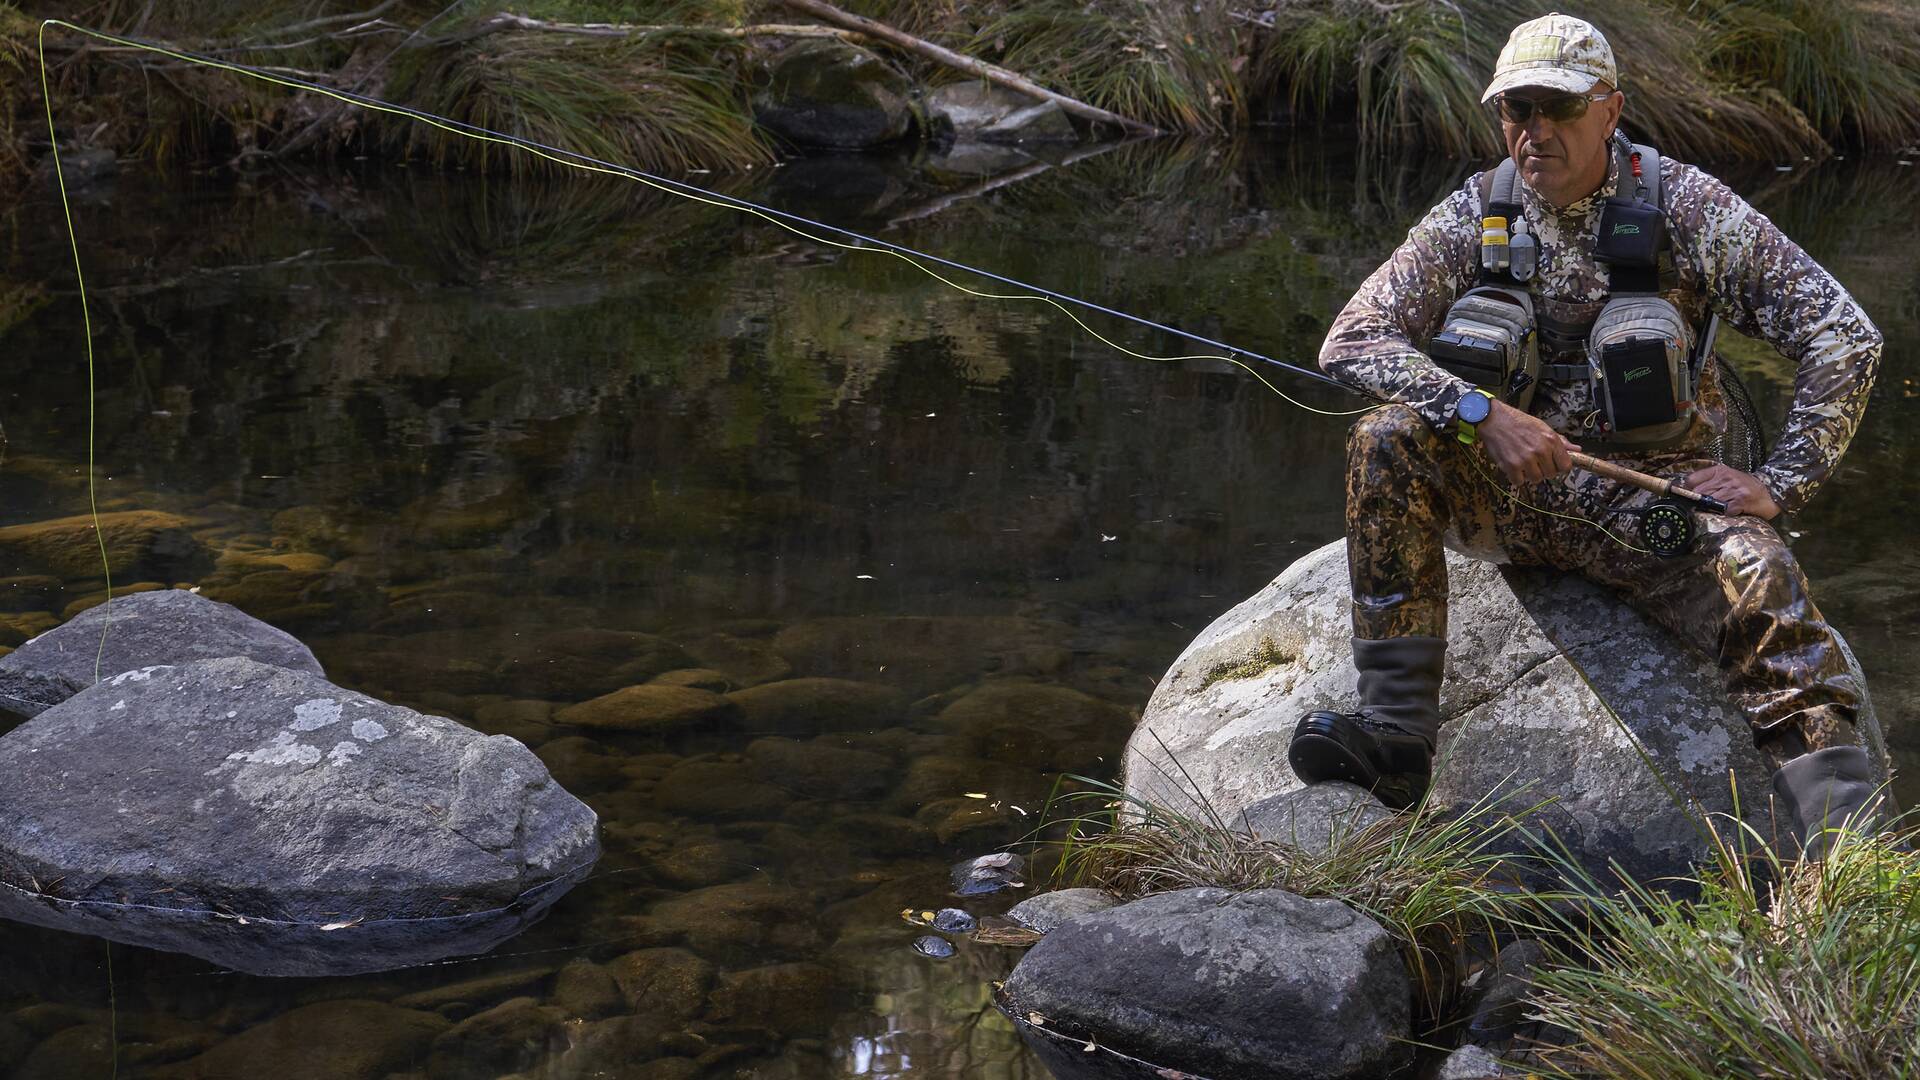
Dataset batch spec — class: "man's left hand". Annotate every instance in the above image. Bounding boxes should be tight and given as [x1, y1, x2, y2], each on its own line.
[1684, 465, 1781, 520]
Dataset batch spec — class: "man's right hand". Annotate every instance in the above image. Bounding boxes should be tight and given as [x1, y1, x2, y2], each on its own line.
[1477, 400, 1577, 486]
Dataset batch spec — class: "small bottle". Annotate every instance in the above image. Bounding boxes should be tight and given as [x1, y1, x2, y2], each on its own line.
[1481, 216, 1510, 273]
[1508, 218, 1538, 281]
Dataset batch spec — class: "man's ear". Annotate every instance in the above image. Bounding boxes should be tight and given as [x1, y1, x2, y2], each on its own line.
[1603, 91, 1625, 134]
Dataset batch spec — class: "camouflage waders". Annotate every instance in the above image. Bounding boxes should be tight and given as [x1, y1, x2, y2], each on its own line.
[1345, 403, 1859, 764]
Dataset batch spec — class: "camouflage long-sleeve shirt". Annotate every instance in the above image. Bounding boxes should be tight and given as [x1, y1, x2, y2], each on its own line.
[1320, 150, 1883, 514]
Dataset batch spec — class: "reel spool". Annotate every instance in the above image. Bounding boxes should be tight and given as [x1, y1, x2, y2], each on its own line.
[1640, 499, 1696, 558]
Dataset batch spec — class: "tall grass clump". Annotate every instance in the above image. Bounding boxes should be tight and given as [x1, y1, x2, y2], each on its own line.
[1529, 815, 1920, 1079]
[1253, 0, 1920, 161]
[1, 3, 31, 183]
[381, 27, 772, 177]
[1042, 774, 1559, 1020]
[1694, 0, 1920, 151]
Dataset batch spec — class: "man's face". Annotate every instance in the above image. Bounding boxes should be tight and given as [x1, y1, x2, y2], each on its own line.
[1498, 82, 1624, 208]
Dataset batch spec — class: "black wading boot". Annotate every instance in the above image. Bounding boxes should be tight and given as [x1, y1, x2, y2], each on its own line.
[1288, 635, 1445, 810]
[1770, 745, 1885, 861]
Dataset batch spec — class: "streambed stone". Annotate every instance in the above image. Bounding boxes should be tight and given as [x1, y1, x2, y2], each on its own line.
[0, 588, 323, 724]
[0, 510, 210, 582]
[1126, 539, 1892, 886]
[999, 887, 1411, 1080]
[0, 657, 599, 976]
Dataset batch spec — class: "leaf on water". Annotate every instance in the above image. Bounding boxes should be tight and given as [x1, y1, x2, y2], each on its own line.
[319, 919, 362, 931]
[976, 852, 1014, 868]
[962, 792, 989, 799]
[1083, 1040, 1096, 1052]
[1027, 1011, 1047, 1026]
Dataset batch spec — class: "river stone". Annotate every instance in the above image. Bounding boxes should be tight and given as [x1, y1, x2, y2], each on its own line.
[554, 684, 735, 732]
[0, 657, 599, 976]
[1440, 1044, 1508, 1079]
[1124, 539, 1892, 886]
[0, 510, 210, 582]
[170, 1000, 450, 1080]
[744, 736, 891, 800]
[0, 588, 324, 725]
[752, 39, 916, 149]
[1239, 781, 1395, 857]
[770, 615, 1073, 697]
[926, 82, 1077, 144]
[932, 681, 1132, 768]
[1000, 887, 1411, 1080]
[726, 677, 904, 735]
[426, 996, 569, 1080]
[1006, 888, 1119, 934]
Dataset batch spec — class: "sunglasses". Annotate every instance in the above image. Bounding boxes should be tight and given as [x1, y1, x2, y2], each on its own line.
[1495, 91, 1615, 124]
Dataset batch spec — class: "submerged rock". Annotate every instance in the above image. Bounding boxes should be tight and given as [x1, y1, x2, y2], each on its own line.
[0, 657, 599, 976]
[0, 510, 209, 582]
[950, 852, 1026, 896]
[1005, 888, 1119, 934]
[0, 589, 323, 725]
[999, 887, 1411, 1080]
[912, 934, 955, 959]
[1125, 539, 1892, 886]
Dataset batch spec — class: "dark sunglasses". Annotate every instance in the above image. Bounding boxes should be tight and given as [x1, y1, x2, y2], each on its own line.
[1495, 90, 1615, 124]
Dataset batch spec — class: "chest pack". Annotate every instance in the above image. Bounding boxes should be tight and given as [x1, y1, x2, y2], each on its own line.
[1426, 134, 1712, 447]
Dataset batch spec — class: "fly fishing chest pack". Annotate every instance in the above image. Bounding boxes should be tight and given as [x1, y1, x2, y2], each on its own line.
[1427, 133, 1717, 448]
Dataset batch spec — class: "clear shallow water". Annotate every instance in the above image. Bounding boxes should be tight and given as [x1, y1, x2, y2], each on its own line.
[0, 139, 1914, 1078]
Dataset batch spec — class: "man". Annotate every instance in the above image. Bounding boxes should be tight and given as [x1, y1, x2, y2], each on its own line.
[1286, 13, 1885, 858]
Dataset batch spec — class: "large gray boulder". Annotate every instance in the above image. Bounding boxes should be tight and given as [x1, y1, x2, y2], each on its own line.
[0, 657, 598, 976]
[999, 887, 1411, 1080]
[1125, 539, 1892, 886]
[0, 589, 323, 725]
[752, 39, 916, 149]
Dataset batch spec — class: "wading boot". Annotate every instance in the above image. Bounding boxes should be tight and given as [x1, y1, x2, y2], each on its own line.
[1771, 745, 1885, 861]
[1288, 635, 1445, 810]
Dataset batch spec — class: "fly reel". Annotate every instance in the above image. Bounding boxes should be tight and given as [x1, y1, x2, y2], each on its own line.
[1640, 499, 1696, 558]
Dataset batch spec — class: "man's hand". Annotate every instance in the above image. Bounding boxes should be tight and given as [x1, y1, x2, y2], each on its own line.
[1684, 464, 1781, 520]
[1479, 400, 1578, 485]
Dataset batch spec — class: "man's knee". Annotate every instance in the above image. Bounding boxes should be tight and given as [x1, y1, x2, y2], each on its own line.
[1349, 404, 1437, 459]
[1708, 522, 1810, 600]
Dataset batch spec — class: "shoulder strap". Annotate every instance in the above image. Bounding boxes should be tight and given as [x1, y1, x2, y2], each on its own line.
[1477, 158, 1523, 220]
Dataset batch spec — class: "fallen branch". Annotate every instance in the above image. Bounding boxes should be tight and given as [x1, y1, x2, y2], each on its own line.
[464, 13, 864, 43]
[776, 0, 1163, 137]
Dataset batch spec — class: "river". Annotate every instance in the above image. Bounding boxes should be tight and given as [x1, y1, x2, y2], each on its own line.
[1, 136, 1914, 1077]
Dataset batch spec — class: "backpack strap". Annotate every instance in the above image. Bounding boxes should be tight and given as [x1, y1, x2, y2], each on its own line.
[1601, 136, 1667, 294]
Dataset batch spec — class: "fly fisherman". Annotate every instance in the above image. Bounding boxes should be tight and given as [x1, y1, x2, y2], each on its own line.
[1286, 13, 1885, 858]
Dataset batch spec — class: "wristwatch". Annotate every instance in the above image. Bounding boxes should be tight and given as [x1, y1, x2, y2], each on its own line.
[1453, 388, 1495, 445]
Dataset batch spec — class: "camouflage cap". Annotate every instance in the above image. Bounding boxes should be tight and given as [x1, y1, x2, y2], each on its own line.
[1481, 12, 1618, 103]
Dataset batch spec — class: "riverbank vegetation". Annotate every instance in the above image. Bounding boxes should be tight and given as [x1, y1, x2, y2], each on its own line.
[1043, 779, 1920, 1078]
[7, 0, 1920, 190]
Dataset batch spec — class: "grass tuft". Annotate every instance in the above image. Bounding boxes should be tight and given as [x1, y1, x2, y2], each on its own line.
[380, 26, 772, 176]
[1529, 812, 1920, 1080]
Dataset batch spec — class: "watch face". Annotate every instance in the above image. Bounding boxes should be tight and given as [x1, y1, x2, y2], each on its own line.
[1458, 391, 1491, 425]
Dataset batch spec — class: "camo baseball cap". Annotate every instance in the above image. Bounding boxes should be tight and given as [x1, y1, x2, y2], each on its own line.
[1481, 12, 1617, 103]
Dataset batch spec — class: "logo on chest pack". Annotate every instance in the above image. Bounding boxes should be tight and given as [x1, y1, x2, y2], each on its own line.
[1611, 222, 1642, 237]
[1623, 365, 1653, 382]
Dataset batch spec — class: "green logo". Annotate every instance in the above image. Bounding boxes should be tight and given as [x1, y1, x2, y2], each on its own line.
[1624, 366, 1652, 382]
[1611, 222, 1642, 237]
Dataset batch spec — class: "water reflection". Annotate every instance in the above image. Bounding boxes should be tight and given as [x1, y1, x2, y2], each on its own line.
[0, 137, 1914, 1077]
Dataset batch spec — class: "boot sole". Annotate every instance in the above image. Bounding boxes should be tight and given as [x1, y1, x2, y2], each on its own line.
[1288, 717, 1383, 790]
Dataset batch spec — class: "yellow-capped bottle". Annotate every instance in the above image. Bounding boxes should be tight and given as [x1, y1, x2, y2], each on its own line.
[1481, 215, 1511, 273]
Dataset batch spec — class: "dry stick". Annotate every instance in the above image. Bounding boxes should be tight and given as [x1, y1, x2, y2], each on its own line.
[463, 13, 863, 42]
[776, 0, 1164, 137]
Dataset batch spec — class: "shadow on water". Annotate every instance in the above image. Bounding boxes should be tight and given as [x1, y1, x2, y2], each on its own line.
[0, 135, 1914, 1077]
